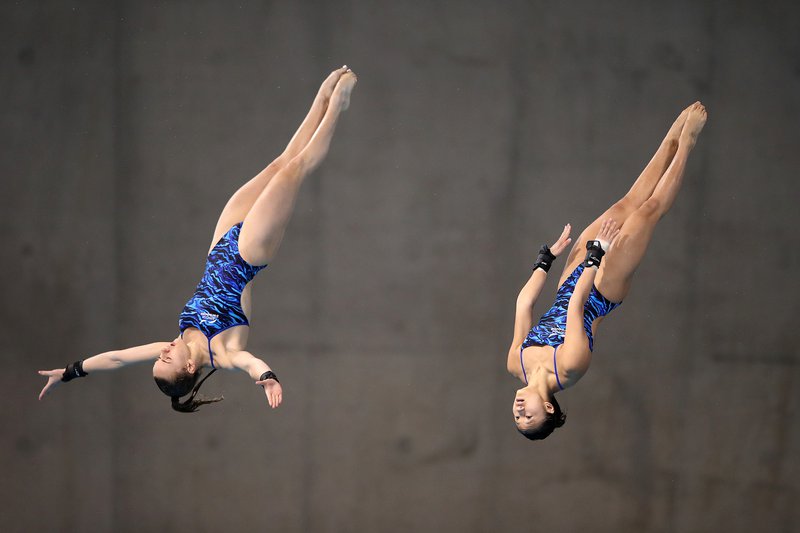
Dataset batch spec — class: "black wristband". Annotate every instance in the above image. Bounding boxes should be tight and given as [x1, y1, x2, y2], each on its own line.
[532, 244, 557, 273]
[61, 360, 88, 382]
[259, 371, 279, 384]
[583, 240, 606, 268]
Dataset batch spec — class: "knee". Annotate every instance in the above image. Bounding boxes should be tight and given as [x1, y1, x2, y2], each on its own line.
[279, 157, 308, 180]
[638, 198, 664, 220]
[610, 197, 637, 220]
[268, 155, 288, 171]
[287, 151, 322, 175]
[614, 197, 633, 213]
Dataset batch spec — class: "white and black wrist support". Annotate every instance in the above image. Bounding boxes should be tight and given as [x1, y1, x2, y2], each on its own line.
[583, 240, 606, 268]
[533, 244, 557, 273]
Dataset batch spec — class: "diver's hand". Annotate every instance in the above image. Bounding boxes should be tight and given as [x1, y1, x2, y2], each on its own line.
[37, 368, 65, 400]
[549, 224, 573, 256]
[595, 218, 621, 251]
[256, 378, 283, 409]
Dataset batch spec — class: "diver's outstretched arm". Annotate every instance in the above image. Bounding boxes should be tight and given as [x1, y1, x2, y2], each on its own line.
[37, 342, 167, 400]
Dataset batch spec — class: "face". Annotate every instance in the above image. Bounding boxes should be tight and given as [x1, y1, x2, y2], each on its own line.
[152, 338, 193, 381]
[512, 388, 555, 431]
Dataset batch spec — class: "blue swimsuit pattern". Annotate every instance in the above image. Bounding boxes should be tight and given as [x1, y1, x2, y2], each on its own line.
[522, 263, 621, 352]
[179, 223, 266, 342]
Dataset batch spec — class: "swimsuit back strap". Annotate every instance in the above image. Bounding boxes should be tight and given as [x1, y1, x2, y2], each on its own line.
[554, 345, 565, 391]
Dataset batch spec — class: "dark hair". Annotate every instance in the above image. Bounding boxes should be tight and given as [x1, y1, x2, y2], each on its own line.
[517, 395, 566, 441]
[154, 368, 223, 413]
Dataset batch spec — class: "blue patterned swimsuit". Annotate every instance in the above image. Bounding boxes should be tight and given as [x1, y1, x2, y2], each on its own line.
[522, 263, 621, 352]
[179, 223, 266, 361]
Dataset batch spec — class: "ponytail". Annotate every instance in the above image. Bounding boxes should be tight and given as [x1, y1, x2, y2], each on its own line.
[155, 369, 224, 413]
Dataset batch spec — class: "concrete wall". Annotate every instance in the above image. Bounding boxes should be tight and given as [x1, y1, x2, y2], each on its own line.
[2, 1, 798, 531]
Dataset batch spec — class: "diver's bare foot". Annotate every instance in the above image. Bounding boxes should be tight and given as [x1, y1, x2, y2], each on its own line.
[680, 102, 707, 148]
[665, 104, 692, 143]
[317, 66, 349, 103]
[330, 69, 357, 111]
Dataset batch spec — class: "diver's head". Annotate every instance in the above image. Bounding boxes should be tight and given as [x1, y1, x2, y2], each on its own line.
[152, 339, 193, 383]
[513, 388, 566, 441]
[153, 338, 222, 413]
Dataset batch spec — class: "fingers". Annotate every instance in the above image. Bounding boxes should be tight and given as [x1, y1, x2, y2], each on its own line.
[260, 385, 273, 408]
[265, 389, 282, 409]
[596, 218, 618, 239]
[39, 383, 52, 401]
[271, 386, 283, 409]
[272, 384, 282, 408]
[257, 380, 283, 409]
[38, 371, 60, 400]
[595, 219, 622, 251]
[550, 224, 573, 256]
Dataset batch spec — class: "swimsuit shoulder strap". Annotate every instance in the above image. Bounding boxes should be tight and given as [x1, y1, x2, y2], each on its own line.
[553, 345, 565, 391]
[520, 346, 528, 385]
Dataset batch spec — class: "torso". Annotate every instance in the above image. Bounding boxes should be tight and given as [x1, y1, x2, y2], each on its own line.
[509, 344, 562, 391]
[179, 223, 265, 361]
[522, 264, 621, 352]
[181, 324, 249, 370]
[508, 266, 622, 392]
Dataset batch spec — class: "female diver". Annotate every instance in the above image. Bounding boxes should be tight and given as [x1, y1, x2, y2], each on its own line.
[507, 102, 707, 440]
[38, 66, 357, 412]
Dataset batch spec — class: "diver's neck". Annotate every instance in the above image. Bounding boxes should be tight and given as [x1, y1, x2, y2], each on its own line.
[185, 339, 210, 368]
[524, 370, 552, 399]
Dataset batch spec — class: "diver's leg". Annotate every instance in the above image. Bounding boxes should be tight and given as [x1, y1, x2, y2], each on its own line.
[237, 71, 357, 265]
[557, 104, 692, 284]
[595, 103, 707, 302]
[210, 67, 349, 249]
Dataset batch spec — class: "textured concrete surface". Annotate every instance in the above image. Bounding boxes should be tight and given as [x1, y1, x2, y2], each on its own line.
[2, 1, 799, 532]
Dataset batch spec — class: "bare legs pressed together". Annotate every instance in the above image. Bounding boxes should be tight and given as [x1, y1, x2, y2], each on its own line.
[214, 66, 358, 265]
[561, 103, 706, 292]
[212, 67, 358, 321]
[560, 102, 708, 360]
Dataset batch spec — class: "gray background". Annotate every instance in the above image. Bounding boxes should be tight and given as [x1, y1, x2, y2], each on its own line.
[2, 1, 799, 532]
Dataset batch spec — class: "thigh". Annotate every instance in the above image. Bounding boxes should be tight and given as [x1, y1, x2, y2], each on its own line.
[595, 199, 661, 302]
[557, 198, 636, 285]
[237, 159, 307, 265]
[209, 159, 285, 251]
